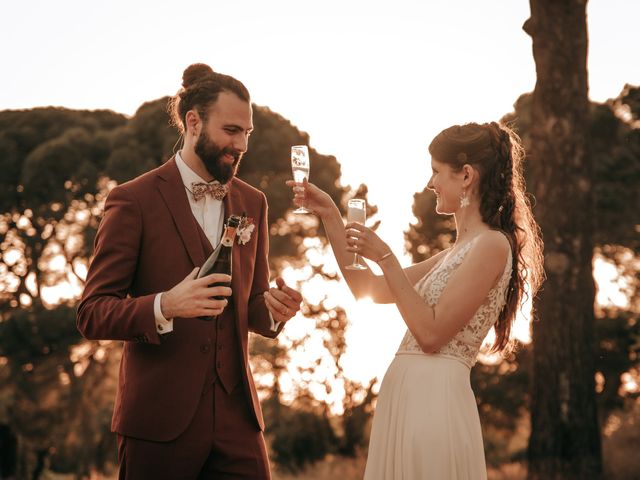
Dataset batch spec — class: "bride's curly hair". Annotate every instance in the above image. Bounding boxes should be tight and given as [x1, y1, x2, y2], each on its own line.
[428, 122, 545, 352]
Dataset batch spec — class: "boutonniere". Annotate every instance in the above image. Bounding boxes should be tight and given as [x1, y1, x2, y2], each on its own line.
[236, 213, 255, 245]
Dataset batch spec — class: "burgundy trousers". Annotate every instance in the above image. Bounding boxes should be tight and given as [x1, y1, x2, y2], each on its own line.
[117, 381, 270, 479]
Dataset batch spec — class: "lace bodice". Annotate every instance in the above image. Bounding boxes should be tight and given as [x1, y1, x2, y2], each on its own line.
[397, 236, 513, 368]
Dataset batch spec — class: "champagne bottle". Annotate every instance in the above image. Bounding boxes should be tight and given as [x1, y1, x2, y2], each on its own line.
[197, 215, 240, 321]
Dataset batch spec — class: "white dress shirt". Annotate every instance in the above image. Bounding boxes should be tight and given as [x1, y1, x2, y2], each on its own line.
[154, 152, 277, 334]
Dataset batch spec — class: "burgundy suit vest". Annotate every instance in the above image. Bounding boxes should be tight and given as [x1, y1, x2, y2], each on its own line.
[195, 220, 242, 393]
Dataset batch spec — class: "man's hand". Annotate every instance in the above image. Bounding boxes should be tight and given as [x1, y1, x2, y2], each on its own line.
[161, 268, 232, 319]
[263, 277, 303, 323]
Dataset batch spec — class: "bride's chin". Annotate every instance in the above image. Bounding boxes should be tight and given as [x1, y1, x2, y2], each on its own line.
[435, 204, 453, 215]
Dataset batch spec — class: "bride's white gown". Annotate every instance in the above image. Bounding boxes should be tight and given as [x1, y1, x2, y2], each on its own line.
[364, 238, 512, 480]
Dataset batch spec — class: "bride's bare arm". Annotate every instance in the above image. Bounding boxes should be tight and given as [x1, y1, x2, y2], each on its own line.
[287, 179, 447, 304]
[377, 230, 510, 351]
[287, 179, 390, 300]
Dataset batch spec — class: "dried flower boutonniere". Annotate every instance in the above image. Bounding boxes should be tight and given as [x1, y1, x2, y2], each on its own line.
[236, 213, 255, 245]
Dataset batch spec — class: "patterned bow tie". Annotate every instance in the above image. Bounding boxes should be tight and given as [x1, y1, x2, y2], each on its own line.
[191, 181, 229, 201]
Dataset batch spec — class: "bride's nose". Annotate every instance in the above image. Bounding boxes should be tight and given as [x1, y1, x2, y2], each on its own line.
[427, 176, 434, 190]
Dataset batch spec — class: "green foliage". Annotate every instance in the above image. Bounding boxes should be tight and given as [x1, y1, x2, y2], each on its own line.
[338, 378, 376, 457]
[22, 127, 103, 211]
[595, 307, 640, 417]
[0, 107, 129, 318]
[0, 107, 126, 214]
[0, 306, 81, 365]
[472, 346, 531, 466]
[0, 423, 17, 478]
[269, 405, 339, 473]
[588, 103, 640, 252]
[618, 83, 640, 121]
[0, 306, 118, 478]
[103, 97, 179, 183]
[128, 98, 179, 161]
[602, 398, 640, 480]
[472, 346, 530, 432]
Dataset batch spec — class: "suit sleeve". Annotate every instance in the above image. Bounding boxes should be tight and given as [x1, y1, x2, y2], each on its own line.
[77, 185, 160, 345]
[247, 193, 283, 338]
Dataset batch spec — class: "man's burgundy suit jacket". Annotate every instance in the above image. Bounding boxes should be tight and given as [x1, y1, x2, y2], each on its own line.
[77, 157, 282, 441]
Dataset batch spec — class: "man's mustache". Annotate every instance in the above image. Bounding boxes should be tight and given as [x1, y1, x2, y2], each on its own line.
[222, 147, 241, 162]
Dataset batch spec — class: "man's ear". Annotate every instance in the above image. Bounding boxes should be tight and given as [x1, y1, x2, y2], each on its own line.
[185, 110, 201, 136]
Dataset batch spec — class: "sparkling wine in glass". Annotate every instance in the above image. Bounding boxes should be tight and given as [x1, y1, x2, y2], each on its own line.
[345, 199, 368, 270]
[291, 145, 310, 213]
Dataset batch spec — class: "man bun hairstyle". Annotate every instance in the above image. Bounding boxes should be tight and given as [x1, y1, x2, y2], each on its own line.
[181, 63, 215, 88]
[168, 63, 250, 135]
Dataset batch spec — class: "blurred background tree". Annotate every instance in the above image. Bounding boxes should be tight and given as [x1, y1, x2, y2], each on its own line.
[525, 1, 601, 477]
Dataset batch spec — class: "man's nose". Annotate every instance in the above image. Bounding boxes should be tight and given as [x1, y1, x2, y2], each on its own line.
[234, 134, 249, 153]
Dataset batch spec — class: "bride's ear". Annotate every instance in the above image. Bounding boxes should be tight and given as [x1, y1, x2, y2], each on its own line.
[461, 164, 477, 187]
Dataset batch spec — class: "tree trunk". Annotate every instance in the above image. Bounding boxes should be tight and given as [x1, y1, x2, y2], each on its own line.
[523, 1, 602, 479]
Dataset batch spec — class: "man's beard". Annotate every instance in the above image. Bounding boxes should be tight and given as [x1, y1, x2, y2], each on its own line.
[194, 131, 242, 184]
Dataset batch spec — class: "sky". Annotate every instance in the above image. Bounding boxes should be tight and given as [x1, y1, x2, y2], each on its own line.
[3, 0, 637, 253]
[2, 0, 638, 409]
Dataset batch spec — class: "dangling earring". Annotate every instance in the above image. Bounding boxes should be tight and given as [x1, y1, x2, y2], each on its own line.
[460, 189, 470, 208]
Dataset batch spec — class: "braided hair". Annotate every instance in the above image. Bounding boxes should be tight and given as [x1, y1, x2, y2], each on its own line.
[168, 63, 250, 135]
[428, 122, 544, 352]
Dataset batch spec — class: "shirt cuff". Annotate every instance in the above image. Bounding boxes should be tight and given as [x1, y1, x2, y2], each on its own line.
[268, 310, 281, 332]
[154, 293, 173, 334]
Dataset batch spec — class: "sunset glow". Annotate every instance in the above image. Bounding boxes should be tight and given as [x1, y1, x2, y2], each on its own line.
[1, 0, 638, 422]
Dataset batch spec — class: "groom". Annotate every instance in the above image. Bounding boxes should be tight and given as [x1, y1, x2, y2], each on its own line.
[77, 63, 302, 479]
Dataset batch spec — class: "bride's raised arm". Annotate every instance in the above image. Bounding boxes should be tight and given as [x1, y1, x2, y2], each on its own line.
[286, 179, 447, 304]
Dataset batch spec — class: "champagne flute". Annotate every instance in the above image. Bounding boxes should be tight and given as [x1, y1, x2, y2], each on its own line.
[291, 145, 310, 213]
[345, 199, 368, 270]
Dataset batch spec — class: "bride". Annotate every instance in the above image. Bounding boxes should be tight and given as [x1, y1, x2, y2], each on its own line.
[288, 122, 544, 479]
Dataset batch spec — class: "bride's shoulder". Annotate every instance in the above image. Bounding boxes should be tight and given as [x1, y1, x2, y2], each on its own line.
[470, 230, 511, 263]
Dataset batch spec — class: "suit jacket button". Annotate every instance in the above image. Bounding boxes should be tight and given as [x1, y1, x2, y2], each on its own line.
[200, 344, 210, 354]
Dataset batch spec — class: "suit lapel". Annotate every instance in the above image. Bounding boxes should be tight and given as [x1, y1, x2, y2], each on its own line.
[156, 158, 205, 268]
[224, 180, 244, 310]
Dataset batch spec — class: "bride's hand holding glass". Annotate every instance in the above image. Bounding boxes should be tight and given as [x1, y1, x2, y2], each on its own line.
[285, 178, 334, 217]
[345, 222, 392, 264]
